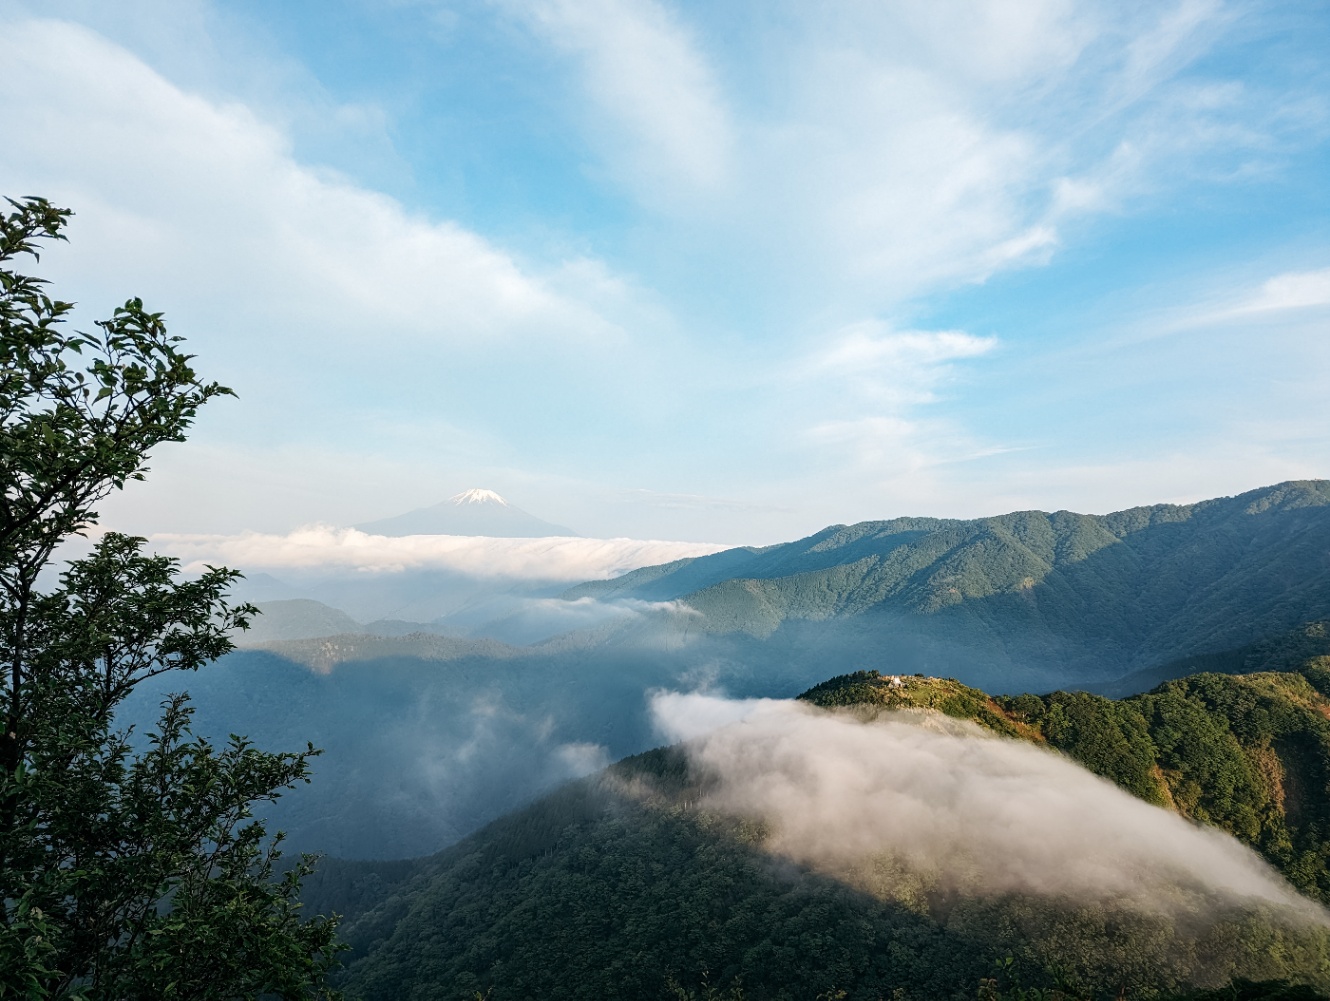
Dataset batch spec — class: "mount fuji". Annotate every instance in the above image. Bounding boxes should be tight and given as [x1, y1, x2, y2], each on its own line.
[354, 488, 579, 538]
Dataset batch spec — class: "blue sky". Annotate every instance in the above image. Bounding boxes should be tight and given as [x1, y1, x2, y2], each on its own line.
[1, 0, 1328, 546]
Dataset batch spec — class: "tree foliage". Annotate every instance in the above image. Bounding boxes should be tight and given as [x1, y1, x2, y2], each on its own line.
[0, 197, 340, 999]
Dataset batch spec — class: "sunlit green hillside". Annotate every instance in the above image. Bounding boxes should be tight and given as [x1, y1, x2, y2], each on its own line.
[568, 481, 1330, 688]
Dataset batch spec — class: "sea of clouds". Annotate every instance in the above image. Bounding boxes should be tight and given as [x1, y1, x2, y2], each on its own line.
[148, 526, 729, 580]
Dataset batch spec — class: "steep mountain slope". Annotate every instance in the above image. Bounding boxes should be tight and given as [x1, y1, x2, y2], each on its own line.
[356, 488, 578, 537]
[319, 661, 1330, 1000]
[567, 481, 1330, 686]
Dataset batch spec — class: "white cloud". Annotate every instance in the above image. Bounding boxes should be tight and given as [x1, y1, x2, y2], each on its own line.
[649, 694, 1324, 920]
[462, 594, 703, 645]
[502, 0, 1089, 293]
[1136, 265, 1330, 338]
[812, 324, 997, 405]
[498, 0, 732, 194]
[769, 63, 1055, 297]
[817, 327, 996, 371]
[649, 690, 786, 744]
[804, 416, 942, 474]
[553, 741, 612, 777]
[0, 18, 631, 352]
[854, 0, 1091, 87]
[800, 415, 1013, 501]
[1113, 0, 1227, 109]
[791, 324, 1000, 484]
[147, 525, 730, 580]
[500, 0, 1276, 310]
[1235, 267, 1330, 314]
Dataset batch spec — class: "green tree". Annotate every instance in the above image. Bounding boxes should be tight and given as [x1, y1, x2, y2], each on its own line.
[0, 197, 341, 999]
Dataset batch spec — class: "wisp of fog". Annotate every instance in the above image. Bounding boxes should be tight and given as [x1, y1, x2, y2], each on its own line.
[650, 692, 1326, 922]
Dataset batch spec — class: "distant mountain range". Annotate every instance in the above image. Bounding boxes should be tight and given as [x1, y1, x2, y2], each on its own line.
[356, 488, 578, 538]
[566, 479, 1330, 689]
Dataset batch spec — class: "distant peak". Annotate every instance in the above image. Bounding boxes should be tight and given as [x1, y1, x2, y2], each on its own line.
[450, 488, 509, 507]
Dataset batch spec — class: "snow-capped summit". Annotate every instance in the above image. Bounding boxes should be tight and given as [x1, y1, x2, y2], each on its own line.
[450, 488, 509, 507]
[356, 490, 577, 538]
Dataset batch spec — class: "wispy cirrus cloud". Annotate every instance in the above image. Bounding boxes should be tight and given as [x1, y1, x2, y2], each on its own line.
[811, 324, 998, 405]
[1230, 267, 1330, 316]
[1127, 264, 1330, 339]
[792, 324, 1001, 483]
[500, 0, 1281, 306]
[496, 0, 732, 195]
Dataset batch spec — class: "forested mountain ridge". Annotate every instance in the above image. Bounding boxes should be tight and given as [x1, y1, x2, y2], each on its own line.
[312, 654, 1330, 1001]
[568, 481, 1330, 605]
[567, 481, 1330, 686]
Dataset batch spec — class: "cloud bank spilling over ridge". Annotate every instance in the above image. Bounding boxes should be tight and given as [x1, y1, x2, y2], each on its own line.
[149, 527, 729, 580]
[650, 693, 1324, 920]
